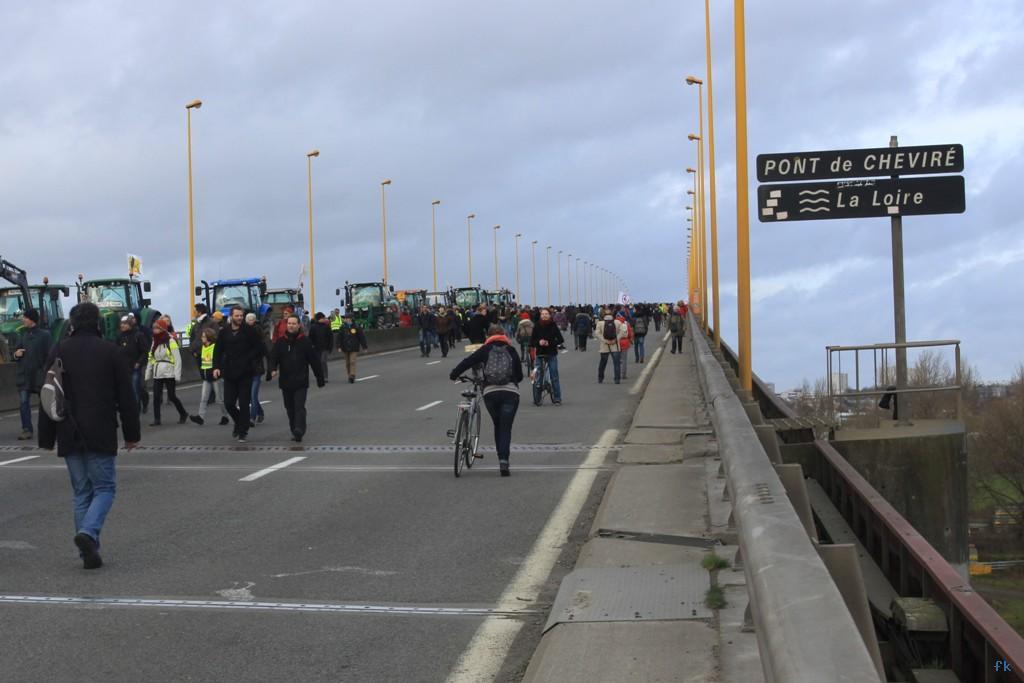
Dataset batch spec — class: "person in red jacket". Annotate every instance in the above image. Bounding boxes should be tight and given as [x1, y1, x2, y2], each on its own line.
[272, 306, 295, 342]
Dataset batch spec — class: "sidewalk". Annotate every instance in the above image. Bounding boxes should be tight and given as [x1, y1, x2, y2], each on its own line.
[522, 336, 763, 682]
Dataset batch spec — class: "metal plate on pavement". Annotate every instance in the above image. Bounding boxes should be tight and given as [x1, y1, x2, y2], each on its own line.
[543, 564, 711, 633]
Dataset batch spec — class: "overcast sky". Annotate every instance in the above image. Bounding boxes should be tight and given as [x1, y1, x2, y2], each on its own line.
[1, 1, 1021, 389]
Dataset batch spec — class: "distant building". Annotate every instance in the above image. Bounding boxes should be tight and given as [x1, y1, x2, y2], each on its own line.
[829, 373, 849, 394]
[978, 383, 1011, 401]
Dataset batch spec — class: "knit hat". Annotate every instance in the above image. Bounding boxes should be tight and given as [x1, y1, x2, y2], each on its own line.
[212, 311, 225, 321]
[23, 308, 39, 324]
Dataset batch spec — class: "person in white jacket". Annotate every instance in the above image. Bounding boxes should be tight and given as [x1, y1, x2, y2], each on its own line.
[145, 318, 190, 426]
[596, 311, 628, 384]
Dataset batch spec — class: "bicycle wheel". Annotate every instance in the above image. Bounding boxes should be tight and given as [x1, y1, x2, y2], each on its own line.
[466, 402, 482, 468]
[453, 411, 469, 477]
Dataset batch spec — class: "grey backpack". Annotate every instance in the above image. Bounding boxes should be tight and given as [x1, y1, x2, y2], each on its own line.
[40, 356, 68, 422]
[483, 345, 514, 385]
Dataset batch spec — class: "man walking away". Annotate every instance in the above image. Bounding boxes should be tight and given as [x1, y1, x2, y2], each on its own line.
[213, 306, 264, 443]
[633, 309, 649, 363]
[339, 312, 368, 383]
[449, 323, 524, 476]
[669, 301, 686, 354]
[39, 303, 140, 569]
[617, 312, 633, 380]
[267, 315, 325, 442]
[597, 310, 627, 384]
[515, 315, 534, 364]
[14, 308, 51, 440]
[145, 318, 189, 426]
[116, 314, 149, 414]
[246, 313, 269, 426]
[574, 308, 593, 352]
[308, 312, 334, 382]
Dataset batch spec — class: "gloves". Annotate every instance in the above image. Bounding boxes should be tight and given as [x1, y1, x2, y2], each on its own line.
[316, 378, 326, 388]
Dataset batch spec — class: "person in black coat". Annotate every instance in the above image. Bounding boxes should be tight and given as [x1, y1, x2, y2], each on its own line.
[416, 305, 437, 357]
[267, 315, 325, 442]
[14, 308, 51, 440]
[308, 313, 334, 382]
[212, 306, 265, 442]
[116, 314, 149, 414]
[338, 312, 368, 383]
[529, 307, 565, 405]
[464, 305, 489, 344]
[38, 303, 140, 570]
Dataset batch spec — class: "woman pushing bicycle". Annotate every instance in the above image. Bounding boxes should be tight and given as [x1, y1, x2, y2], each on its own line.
[449, 324, 525, 476]
[529, 308, 565, 406]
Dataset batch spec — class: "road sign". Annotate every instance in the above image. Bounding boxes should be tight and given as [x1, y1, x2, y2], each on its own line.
[757, 175, 965, 223]
[756, 144, 963, 183]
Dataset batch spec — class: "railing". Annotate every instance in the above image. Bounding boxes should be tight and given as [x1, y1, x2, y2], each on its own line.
[826, 339, 963, 423]
[710, 331, 1024, 681]
[689, 314, 883, 682]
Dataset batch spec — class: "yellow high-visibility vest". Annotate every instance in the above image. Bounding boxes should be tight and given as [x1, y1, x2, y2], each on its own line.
[330, 317, 342, 331]
[200, 343, 215, 370]
[149, 339, 179, 366]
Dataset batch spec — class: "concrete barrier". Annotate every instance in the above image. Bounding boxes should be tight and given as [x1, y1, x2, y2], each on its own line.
[0, 328, 420, 416]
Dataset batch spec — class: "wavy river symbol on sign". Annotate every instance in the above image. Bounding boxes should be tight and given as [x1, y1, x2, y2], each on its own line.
[798, 189, 831, 213]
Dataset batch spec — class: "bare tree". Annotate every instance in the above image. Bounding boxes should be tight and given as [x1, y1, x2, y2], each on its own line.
[972, 366, 1024, 529]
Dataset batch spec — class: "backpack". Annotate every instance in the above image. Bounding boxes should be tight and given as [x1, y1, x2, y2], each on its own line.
[602, 319, 617, 341]
[634, 317, 648, 335]
[40, 355, 68, 422]
[483, 344, 514, 385]
[516, 320, 534, 344]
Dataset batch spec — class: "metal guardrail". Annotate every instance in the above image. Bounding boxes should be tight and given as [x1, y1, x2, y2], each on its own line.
[826, 339, 964, 422]
[709, 332, 1024, 682]
[688, 314, 882, 682]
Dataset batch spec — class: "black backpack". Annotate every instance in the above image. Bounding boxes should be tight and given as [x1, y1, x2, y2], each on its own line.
[483, 344, 514, 385]
[634, 317, 648, 335]
[602, 320, 617, 341]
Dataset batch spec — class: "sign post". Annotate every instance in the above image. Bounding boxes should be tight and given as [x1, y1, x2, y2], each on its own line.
[756, 139, 966, 422]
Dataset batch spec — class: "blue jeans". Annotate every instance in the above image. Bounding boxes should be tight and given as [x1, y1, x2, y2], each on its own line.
[250, 375, 264, 420]
[419, 329, 435, 356]
[634, 335, 646, 362]
[533, 355, 562, 403]
[598, 351, 621, 382]
[483, 391, 520, 463]
[18, 389, 33, 434]
[65, 454, 117, 548]
[130, 368, 147, 412]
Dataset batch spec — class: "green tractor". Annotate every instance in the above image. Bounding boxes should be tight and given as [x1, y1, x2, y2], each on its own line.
[265, 287, 306, 321]
[484, 289, 516, 307]
[76, 274, 160, 342]
[450, 286, 486, 310]
[0, 256, 70, 353]
[339, 281, 399, 329]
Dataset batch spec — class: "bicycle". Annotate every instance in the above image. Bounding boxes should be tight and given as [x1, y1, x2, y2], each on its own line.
[532, 355, 555, 406]
[447, 372, 483, 477]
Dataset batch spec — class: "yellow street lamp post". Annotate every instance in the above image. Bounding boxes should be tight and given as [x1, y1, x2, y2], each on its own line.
[567, 253, 573, 303]
[492, 225, 501, 289]
[686, 167, 702, 317]
[185, 99, 202, 318]
[306, 149, 320, 313]
[734, 0, 752, 391]
[545, 246, 552, 306]
[514, 233, 522, 305]
[689, 131, 709, 333]
[697, 0, 722, 348]
[431, 200, 441, 292]
[557, 250, 563, 306]
[466, 213, 475, 286]
[380, 179, 392, 284]
[531, 241, 538, 307]
[576, 257, 581, 304]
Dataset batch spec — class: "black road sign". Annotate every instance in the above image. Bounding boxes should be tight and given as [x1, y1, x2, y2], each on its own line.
[756, 144, 963, 182]
[757, 175, 965, 223]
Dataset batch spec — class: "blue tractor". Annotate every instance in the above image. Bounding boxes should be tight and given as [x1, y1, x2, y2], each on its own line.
[196, 277, 272, 334]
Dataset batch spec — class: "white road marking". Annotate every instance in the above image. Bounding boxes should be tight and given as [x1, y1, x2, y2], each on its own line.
[446, 428, 619, 683]
[0, 455, 40, 466]
[629, 346, 664, 396]
[426, 360, 441, 365]
[355, 374, 380, 382]
[259, 400, 272, 405]
[0, 594, 540, 618]
[416, 400, 444, 411]
[0, 463, 615, 473]
[238, 456, 306, 482]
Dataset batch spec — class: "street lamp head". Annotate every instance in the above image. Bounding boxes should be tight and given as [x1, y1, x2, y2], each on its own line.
[307, 149, 320, 158]
[494, 225, 500, 230]
[381, 179, 392, 186]
[432, 200, 441, 206]
[687, 190, 696, 195]
[515, 233, 522, 237]
[685, 76, 703, 86]
[186, 99, 202, 109]
[467, 213, 475, 219]
[687, 134, 701, 141]
[532, 240, 538, 245]
[685, 206, 693, 210]
[686, 167, 697, 173]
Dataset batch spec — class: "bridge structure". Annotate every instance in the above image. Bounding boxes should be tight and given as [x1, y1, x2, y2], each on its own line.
[0, 308, 1020, 682]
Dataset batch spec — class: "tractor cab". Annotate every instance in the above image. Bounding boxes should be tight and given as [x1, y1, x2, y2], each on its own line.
[426, 291, 452, 308]
[395, 289, 428, 314]
[196, 278, 270, 319]
[0, 282, 70, 348]
[451, 286, 486, 310]
[265, 288, 305, 320]
[77, 276, 158, 342]
[484, 289, 516, 307]
[339, 281, 399, 329]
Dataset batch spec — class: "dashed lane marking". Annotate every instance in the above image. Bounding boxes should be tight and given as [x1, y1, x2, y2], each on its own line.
[355, 375, 380, 382]
[0, 443, 617, 455]
[0, 463, 615, 473]
[0, 455, 39, 466]
[426, 361, 441, 366]
[238, 456, 306, 482]
[416, 400, 444, 411]
[0, 594, 541, 618]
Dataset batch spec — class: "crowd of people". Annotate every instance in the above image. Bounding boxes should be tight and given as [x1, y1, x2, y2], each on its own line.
[8, 293, 689, 568]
